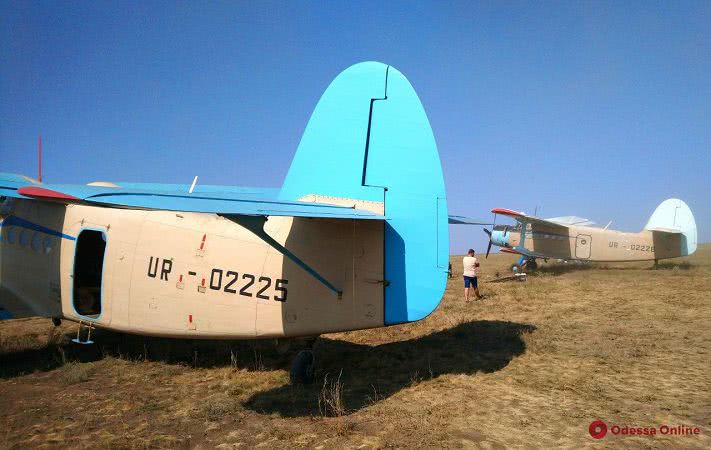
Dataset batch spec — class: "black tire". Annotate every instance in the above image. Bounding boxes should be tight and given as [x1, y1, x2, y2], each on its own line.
[526, 260, 538, 271]
[289, 350, 315, 385]
[510, 263, 521, 273]
[275, 339, 291, 355]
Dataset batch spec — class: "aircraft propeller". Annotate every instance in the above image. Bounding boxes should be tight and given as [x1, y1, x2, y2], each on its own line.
[483, 213, 509, 258]
[484, 228, 493, 258]
[483, 211, 498, 258]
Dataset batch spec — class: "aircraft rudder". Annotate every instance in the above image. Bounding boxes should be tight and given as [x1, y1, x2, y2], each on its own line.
[279, 62, 449, 325]
[645, 198, 697, 256]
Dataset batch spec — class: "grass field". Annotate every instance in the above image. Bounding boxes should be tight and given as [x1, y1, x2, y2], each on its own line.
[1, 245, 710, 449]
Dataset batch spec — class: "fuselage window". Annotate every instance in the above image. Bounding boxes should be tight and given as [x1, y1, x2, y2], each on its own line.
[73, 229, 106, 318]
[31, 233, 42, 252]
[19, 230, 30, 247]
[4, 227, 16, 244]
[43, 236, 54, 255]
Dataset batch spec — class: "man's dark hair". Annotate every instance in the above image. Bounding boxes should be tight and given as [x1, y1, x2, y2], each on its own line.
[467, 249, 475, 255]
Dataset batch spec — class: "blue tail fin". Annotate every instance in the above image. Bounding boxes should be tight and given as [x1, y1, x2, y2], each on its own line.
[280, 62, 448, 324]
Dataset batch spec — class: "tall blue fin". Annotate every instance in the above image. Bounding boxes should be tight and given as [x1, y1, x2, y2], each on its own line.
[280, 62, 448, 324]
[280, 62, 387, 202]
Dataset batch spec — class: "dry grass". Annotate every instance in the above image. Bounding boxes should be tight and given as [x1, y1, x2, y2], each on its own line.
[58, 361, 94, 385]
[1, 245, 710, 449]
[318, 370, 346, 417]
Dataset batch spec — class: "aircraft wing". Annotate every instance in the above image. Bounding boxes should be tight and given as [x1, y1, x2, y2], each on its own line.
[491, 207, 569, 231]
[545, 215, 595, 226]
[0, 173, 40, 198]
[448, 215, 491, 225]
[0, 173, 383, 220]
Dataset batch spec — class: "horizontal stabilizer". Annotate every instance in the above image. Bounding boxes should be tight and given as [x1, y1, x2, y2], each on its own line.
[448, 215, 491, 225]
[647, 227, 682, 234]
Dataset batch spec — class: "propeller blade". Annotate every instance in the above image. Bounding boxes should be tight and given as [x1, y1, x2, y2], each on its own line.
[484, 211, 498, 258]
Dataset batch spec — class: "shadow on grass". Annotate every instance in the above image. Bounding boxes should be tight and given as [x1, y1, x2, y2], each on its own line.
[244, 320, 536, 417]
[532, 263, 594, 276]
[653, 261, 693, 270]
[1, 320, 536, 416]
[0, 328, 301, 379]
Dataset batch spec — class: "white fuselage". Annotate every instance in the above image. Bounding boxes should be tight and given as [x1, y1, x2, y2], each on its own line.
[0, 199, 385, 338]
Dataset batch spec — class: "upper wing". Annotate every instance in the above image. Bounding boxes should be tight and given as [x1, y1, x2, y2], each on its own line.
[491, 207, 569, 231]
[0, 173, 40, 198]
[448, 215, 491, 225]
[545, 215, 595, 226]
[1, 173, 383, 220]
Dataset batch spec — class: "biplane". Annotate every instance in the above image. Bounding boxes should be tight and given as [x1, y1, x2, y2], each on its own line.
[483, 201, 697, 272]
[0, 62, 486, 382]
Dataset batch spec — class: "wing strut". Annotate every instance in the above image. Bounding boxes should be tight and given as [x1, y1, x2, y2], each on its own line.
[224, 215, 343, 299]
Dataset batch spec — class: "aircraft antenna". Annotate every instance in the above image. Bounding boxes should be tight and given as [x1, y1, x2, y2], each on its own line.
[189, 176, 199, 194]
[38, 134, 42, 183]
[604, 220, 612, 230]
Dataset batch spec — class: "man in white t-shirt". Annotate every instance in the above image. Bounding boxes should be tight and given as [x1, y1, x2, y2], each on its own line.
[462, 249, 483, 301]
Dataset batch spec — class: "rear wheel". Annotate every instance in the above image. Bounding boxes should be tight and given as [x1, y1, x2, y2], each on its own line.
[290, 350, 315, 385]
[525, 260, 538, 271]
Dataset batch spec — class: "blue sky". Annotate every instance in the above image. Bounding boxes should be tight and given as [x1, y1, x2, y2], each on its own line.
[1, 1, 709, 253]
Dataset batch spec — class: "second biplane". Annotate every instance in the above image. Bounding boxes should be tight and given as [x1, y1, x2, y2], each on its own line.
[483, 201, 697, 272]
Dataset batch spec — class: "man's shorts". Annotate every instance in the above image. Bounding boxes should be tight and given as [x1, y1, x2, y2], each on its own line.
[464, 276, 478, 288]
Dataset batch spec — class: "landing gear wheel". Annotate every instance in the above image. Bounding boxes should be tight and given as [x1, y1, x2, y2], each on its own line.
[525, 260, 538, 271]
[274, 339, 291, 355]
[290, 349, 315, 385]
[510, 263, 521, 273]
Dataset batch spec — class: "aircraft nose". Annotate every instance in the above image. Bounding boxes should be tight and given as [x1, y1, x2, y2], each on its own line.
[491, 230, 510, 247]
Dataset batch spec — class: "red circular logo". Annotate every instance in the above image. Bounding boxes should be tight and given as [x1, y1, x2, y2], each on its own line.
[589, 420, 608, 439]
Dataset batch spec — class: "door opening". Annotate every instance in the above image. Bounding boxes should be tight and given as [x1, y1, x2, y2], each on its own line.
[73, 229, 106, 318]
[575, 234, 592, 259]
